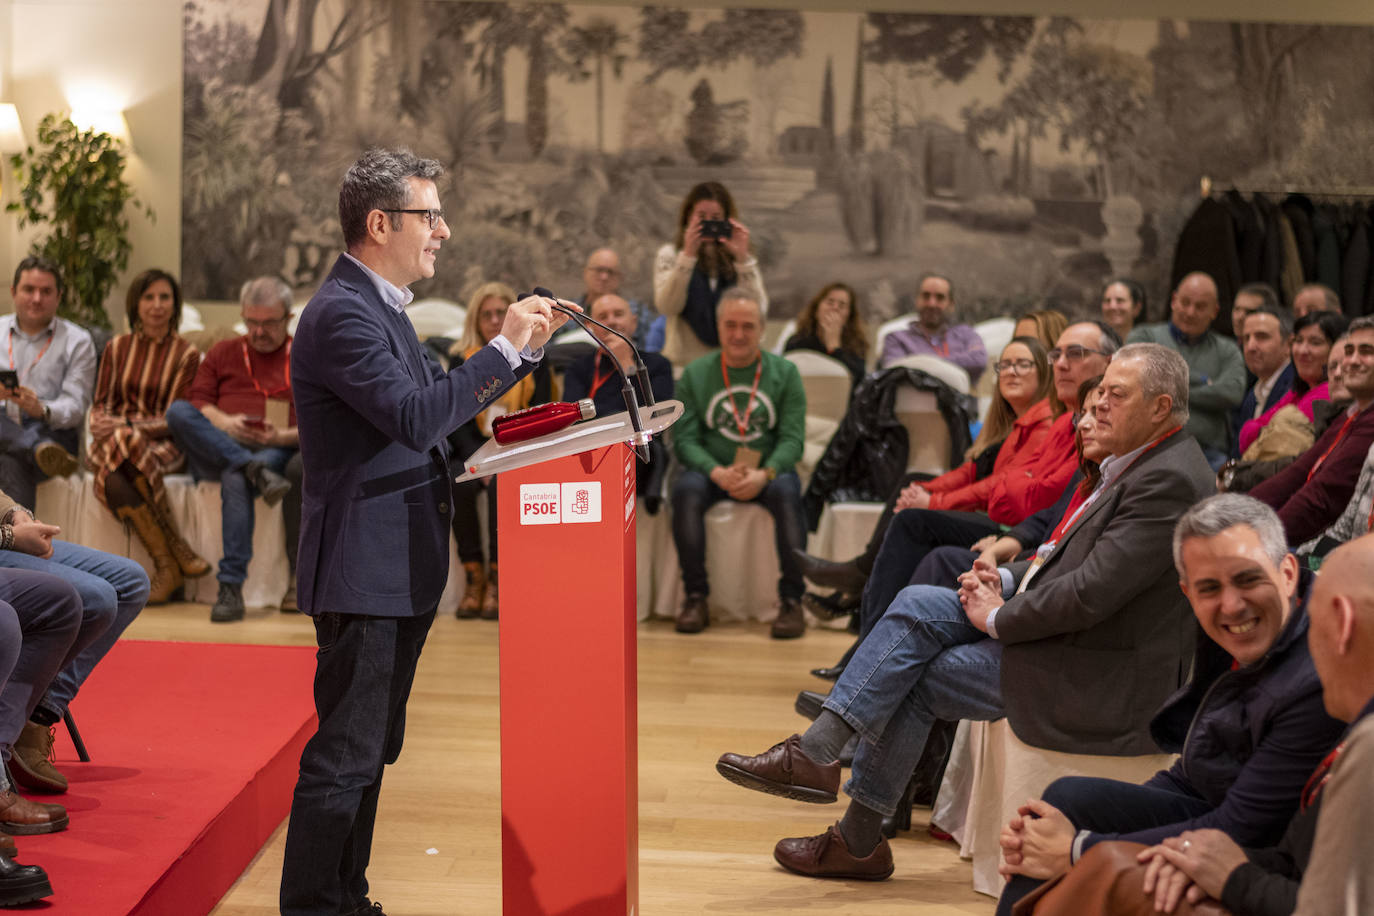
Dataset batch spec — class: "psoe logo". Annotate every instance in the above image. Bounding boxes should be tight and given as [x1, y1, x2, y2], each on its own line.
[561, 481, 602, 523]
[518, 483, 562, 525]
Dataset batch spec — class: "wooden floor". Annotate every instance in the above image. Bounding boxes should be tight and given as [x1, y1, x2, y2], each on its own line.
[125, 602, 996, 915]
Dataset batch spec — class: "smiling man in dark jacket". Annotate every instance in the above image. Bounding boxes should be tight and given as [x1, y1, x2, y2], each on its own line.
[996, 494, 1346, 914]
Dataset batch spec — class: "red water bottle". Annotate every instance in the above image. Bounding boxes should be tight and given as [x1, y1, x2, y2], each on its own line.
[491, 399, 597, 445]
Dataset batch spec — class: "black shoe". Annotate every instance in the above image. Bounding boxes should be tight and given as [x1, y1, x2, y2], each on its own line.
[802, 590, 860, 621]
[0, 852, 53, 906]
[210, 581, 245, 623]
[771, 597, 806, 639]
[795, 689, 827, 721]
[345, 901, 387, 916]
[243, 461, 292, 507]
[675, 594, 709, 634]
[793, 549, 868, 592]
[880, 774, 918, 838]
[810, 638, 860, 682]
[838, 732, 858, 768]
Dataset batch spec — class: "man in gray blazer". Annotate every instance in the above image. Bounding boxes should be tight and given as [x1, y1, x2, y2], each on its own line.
[279, 148, 568, 916]
[715, 343, 1215, 881]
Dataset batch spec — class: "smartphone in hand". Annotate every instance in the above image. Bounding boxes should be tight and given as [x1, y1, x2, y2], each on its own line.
[0, 369, 19, 391]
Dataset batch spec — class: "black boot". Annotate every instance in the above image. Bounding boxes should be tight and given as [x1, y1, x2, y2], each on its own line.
[0, 852, 53, 906]
[811, 637, 859, 682]
[244, 461, 292, 507]
[793, 549, 868, 592]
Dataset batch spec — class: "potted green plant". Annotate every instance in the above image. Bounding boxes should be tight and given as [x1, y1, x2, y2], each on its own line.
[6, 112, 152, 330]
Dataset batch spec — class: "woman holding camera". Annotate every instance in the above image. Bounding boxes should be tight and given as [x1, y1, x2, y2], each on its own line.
[87, 269, 209, 603]
[653, 181, 769, 366]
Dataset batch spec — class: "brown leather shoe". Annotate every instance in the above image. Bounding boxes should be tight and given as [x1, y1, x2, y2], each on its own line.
[0, 790, 67, 835]
[771, 597, 805, 639]
[675, 594, 709, 634]
[773, 824, 894, 880]
[716, 734, 840, 803]
[9, 722, 66, 793]
[455, 562, 485, 619]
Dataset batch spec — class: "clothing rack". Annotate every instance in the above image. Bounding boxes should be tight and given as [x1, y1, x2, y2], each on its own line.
[1200, 175, 1374, 200]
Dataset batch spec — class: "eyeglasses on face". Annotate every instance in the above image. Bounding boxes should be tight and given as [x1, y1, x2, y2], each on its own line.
[381, 208, 446, 230]
[1048, 345, 1109, 363]
[994, 359, 1036, 376]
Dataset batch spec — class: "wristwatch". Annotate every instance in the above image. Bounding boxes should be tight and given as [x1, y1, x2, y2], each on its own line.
[764, 467, 777, 481]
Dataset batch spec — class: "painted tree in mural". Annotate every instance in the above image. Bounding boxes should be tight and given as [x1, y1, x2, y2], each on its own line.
[523, 4, 572, 158]
[819, 58, 835, 154]
[564, 16, 631, 153]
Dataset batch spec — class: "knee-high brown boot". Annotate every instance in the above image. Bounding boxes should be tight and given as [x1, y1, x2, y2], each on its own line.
[117, 504, 184, 604]
[131, 476, 210, 578]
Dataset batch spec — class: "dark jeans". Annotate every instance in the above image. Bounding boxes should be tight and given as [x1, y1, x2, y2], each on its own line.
[670, 469, 807, 600]
[0, 569, 85, 775]
[0, 413, 80, 510]
[166, 400, 303, 582]
[853, 471, 934, 575]
[995, 776, 1215, 915]
[858, 508, 1000, 638]
[280, 609, 436, 916]
[451, 478, 497, 565]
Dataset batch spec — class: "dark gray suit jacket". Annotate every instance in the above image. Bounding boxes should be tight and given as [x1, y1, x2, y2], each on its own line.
[995, 430, 1215, 755]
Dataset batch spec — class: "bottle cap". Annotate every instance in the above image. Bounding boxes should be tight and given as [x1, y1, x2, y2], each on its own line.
[576, 398, 596, 421]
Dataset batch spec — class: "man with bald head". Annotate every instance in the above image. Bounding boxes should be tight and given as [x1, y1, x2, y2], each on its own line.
[1129, 271, 1245, 467]
[1293, 283, 1340, 320]
[576, 247, 655, 351]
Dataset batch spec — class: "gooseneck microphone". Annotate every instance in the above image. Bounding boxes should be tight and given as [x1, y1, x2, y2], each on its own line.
[527, 287, 651, 462]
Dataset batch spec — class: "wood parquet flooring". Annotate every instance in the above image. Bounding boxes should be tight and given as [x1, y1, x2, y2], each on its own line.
[124, 603, 995, 915]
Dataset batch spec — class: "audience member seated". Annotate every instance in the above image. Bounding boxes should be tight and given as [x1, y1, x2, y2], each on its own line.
[995, 494, 1345, 914]
[86, 269, 209, 604]
[798, 322, 1113, 637]
[1128, 271, 1245, 468]
[1293, 282, 1340, 319]
[653, 181, 767, 366]
[1231, 282, 1280, 341]
[671, 288, 806, 638]
[572, 247, 655, 351]
[1234, 311, 1347, 461]
[446, 282, 553, 620]
[0, 485, 148, 795]
[1230, 305, 1296, 457]
[562, 292, 674, 505]
[713, 344, 1212, 881]
[783, 282, 868, 386]
[0, 257, 95, 509]
[1013, 308, 1068, 351]
[1249, 317, 1374, 545]
[1223, 338, 1350, 494]
[165, 276, 302, 623]
[878, 273, 987, 383]
[1100, 278, 1147, 344]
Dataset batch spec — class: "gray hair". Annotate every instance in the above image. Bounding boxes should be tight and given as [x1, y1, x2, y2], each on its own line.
[1237, 282, 1280, 311]
[717, 286, 762, 317]
[1299, 282, 1341, 312]
[338, 148, 444, 249]
[1244, 304, 1294, 339]
[1348, 315, 1374, 336]
[239, 276, 293, 317]
[1173, 493, 1289, 577]
[1112, 342, 1190, 426]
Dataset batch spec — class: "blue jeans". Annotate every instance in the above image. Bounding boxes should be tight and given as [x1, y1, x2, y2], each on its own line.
[0, 569, 83, 769]
[280, 610, 435, 915]
[670, 469, 807, 600]
[166, 399, 298, 584]
[823, 584, 1005, 815]
[0, 540, 151, 717]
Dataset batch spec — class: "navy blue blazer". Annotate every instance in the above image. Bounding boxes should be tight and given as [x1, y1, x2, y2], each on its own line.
[291, 255, 531, 617]
[1231, 362, 1296, 457]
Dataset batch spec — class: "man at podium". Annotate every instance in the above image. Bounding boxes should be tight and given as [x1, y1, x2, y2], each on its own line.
[279, 148, 569, 916]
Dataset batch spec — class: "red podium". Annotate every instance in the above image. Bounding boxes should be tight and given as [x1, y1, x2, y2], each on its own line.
[458, 402, 682, 916]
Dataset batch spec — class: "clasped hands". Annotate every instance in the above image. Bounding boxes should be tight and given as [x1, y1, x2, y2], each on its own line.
[957, 553, 1003, 633]
[709, 463, 768, 502]
[894, 480, 932, 511]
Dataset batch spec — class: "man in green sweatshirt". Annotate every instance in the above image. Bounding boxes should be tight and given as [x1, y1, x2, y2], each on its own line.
[671, 288, 808, 638]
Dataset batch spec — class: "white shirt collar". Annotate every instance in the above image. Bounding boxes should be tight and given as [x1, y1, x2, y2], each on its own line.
[342, 252, 413, 313]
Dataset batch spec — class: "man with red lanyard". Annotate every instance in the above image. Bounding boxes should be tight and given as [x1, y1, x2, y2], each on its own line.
[670, 288, 808, 638]
[877, 272, 987, 383]
[165, 276, 300, 622]
[0, 257, 96, 510]
[1251, 316, 1374, 545]
[714, 344, 1214, 880]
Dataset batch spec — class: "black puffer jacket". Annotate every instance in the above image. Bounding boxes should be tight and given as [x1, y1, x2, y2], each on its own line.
[802, 367, 972, 530]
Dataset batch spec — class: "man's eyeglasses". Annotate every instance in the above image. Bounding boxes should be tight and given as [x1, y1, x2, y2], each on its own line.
[382, 208, 446, 230]
[993, 358, 1036, 376]
[1048, 345, 1110, 364]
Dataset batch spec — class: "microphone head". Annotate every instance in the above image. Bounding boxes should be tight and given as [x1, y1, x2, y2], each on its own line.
[532, 286, 555, 300]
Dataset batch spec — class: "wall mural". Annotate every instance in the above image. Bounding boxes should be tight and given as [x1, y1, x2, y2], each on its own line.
[182, 1, 1374, 325]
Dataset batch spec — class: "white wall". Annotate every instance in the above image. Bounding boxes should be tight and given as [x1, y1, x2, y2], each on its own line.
[3, 0, 1374, 324]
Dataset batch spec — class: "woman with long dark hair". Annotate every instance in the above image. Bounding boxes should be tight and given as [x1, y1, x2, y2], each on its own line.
[784, 282, 869, 384]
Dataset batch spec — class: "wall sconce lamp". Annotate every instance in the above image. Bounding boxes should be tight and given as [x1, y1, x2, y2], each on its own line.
[0, 103, 27, 200]
[69, 106, 130, 144]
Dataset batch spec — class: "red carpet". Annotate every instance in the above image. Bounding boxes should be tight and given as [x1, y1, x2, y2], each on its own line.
[15, 640, 318, 915]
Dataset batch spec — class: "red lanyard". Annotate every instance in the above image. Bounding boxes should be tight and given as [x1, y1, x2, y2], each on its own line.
[1307, 410, 1357, 482]
[240, 339, 291, 400]
[7, 327, 54, 383]
[1301, 741, 1346, 811]
[720, 354, 763, 438]
[588, 352, 617, 399]
[1045, 426, 1182, 547]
